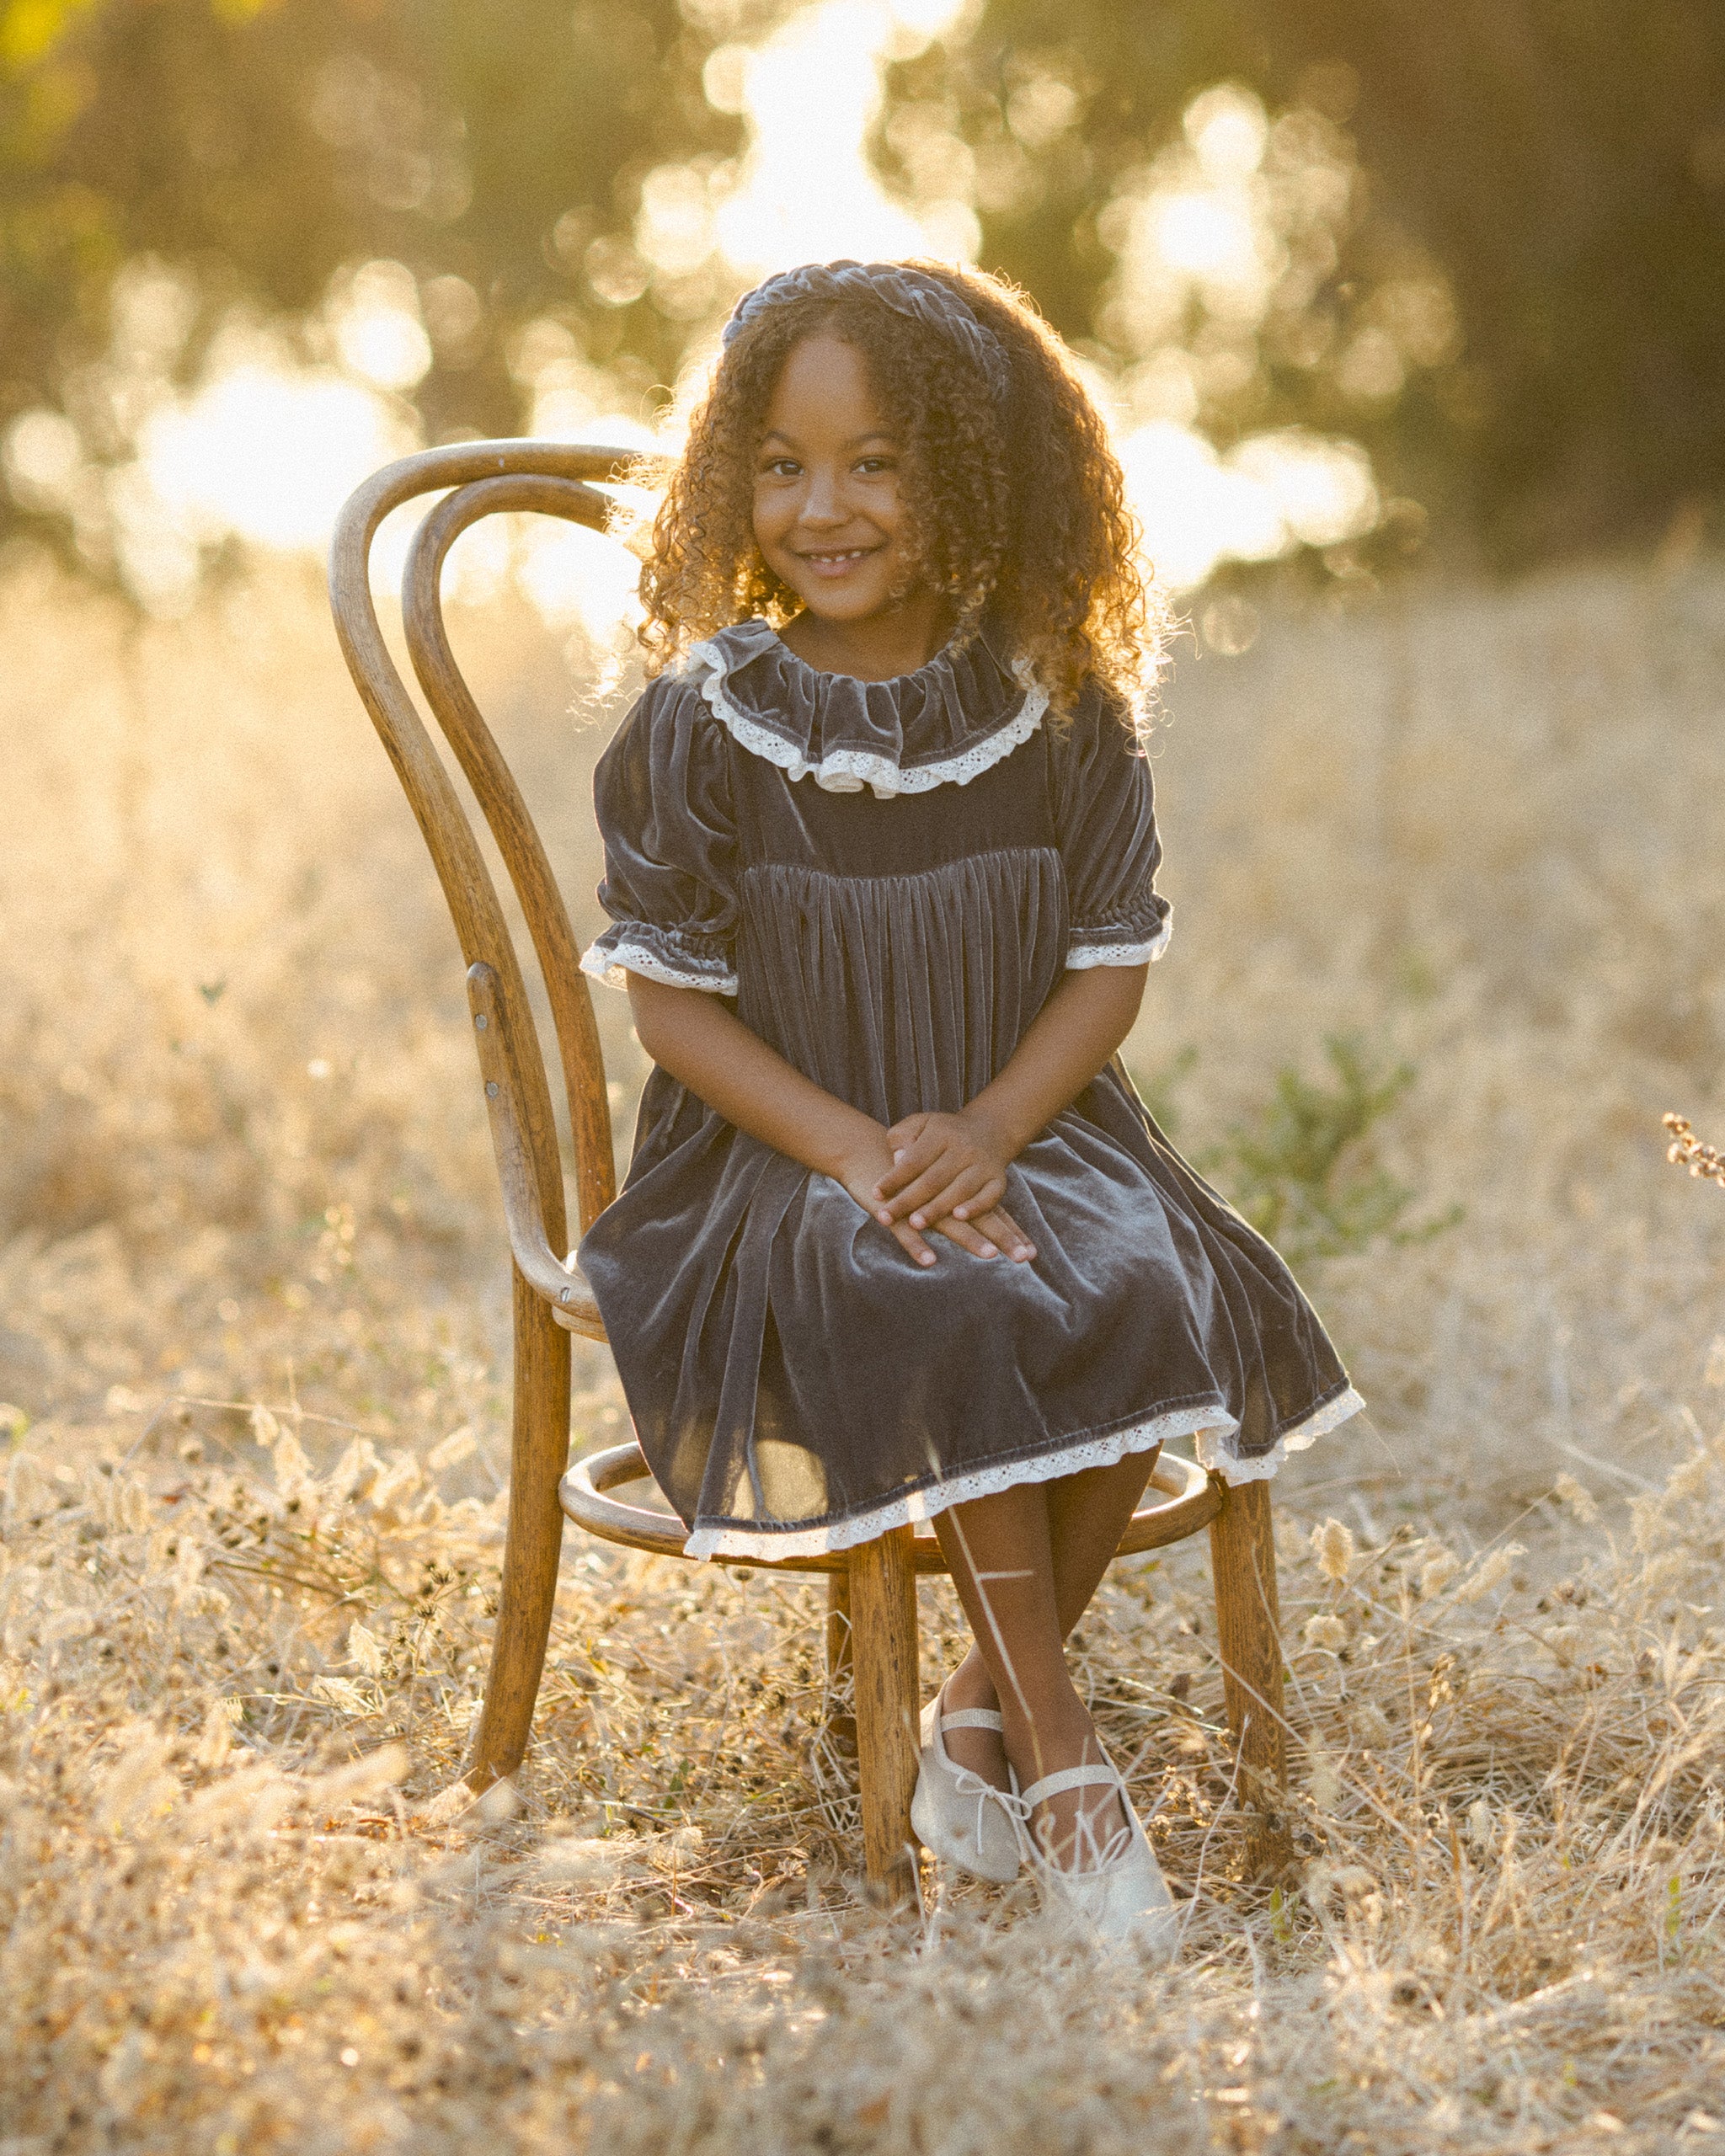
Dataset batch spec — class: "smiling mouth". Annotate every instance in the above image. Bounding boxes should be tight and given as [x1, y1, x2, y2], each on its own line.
[795, 545, 882, 567]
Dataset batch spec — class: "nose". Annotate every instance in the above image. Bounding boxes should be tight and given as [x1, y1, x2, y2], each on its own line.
[798, 464, 846, 526]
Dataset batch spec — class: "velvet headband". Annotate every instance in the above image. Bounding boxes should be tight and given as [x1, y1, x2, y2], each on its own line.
[720, 259, 1012, 403]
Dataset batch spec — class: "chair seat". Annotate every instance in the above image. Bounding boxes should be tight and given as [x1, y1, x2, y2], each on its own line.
[558, 1438, 1221, 1576]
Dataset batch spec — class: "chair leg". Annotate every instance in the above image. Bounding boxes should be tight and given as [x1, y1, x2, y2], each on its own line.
[825, 1570, 857, 1753]
[847, 1527, 921, 1898]
[467, 1266, 570, 1790]
[1207, 1477, 1295, 1884]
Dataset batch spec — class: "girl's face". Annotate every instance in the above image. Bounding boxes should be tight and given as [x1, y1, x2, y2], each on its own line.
[751, 334, 917, 628]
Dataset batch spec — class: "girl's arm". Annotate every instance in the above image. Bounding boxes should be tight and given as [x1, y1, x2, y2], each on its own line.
[625, 977, 1036, 1267]
[874, 963, 1150, 1230]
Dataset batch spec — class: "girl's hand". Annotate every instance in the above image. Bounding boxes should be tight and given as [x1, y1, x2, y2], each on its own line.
[833, 1133, 939, 1267]
[927, 1201, 1037, 1263]
[877, 1108, 1038, 1262]
[833, 1129, 1034, 1267]
[876, 1110, 1015, 1231]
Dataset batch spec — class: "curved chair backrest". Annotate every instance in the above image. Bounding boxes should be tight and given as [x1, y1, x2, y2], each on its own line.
[328, 442, 636, 1255]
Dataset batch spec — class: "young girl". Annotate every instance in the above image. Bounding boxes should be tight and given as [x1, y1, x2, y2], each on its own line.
[578, 259, 1362, 1947]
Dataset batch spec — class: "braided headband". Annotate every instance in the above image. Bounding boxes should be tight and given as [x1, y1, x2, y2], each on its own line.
[720, 260, 1011, 403]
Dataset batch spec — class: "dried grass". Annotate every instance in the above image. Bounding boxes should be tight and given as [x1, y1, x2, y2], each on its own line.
[1667, 1114, 1725, 1193]
[3, 547, 1725, 2151]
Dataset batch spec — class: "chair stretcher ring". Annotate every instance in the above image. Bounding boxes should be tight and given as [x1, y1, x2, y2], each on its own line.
[558, 1440, 1222, 1576]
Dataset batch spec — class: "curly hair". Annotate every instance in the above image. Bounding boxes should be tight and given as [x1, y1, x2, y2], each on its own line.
[632, 261, 1162, 727]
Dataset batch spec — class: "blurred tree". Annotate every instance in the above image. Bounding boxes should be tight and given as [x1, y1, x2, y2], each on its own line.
[2, 1, 415, 415]
[1251, 0, 1725, 560]
[0, 0, 735, 499]
[405, 0, 739, 430]
[915, 0, 1725, 561]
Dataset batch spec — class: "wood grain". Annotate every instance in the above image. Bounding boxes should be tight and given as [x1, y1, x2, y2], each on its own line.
[403, 476, 617, 1234]
[467, 964, 606, 1341]
[1208, 1478, 1295, 1883]
[825, 1571, 857, 1754]
[847, 1527, 921, 1897]
[467, 1267, 573, 1790]
[329, 444, 630, 1258]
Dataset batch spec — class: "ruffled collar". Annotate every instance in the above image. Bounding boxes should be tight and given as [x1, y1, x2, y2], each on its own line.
[678, 616, 1048, 799]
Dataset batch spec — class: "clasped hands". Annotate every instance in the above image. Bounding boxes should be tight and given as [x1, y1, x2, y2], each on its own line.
[840, 1107, 1037, 1270]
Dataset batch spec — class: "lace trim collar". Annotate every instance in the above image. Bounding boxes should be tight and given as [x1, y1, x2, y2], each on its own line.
[677, 617, 1048, 800]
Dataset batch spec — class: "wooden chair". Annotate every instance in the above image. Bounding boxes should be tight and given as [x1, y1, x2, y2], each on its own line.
[328, 440, 1294, 1894]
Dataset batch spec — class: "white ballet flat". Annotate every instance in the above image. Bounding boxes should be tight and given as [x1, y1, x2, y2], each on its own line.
[1017, 1760, 1180, 1959]
[910, 1684, 1023, 1883]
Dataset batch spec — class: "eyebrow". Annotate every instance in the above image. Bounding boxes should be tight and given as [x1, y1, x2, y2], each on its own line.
[760, 429, 897, 451]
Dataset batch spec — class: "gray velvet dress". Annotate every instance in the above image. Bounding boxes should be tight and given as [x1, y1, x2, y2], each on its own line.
[579, 620, 1362, 1561]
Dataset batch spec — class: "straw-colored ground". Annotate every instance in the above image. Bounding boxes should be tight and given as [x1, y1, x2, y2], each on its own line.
[3, 544, 1724, 2153]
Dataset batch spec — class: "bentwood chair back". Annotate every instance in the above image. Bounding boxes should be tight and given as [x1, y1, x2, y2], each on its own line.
[328, 442, 1294, 1894]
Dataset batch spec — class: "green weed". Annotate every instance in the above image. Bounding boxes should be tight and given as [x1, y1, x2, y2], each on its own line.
[1135, 1033, 1461, 1267]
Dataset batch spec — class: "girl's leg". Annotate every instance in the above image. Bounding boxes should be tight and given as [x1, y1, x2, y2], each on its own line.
[1047, 1444, 1161, 1634]
[937, 1448, 1157, 1785]
[932, 1481, 1135, 1866]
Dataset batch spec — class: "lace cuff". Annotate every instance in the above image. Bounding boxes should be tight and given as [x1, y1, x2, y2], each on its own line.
[1066, 903, 1172, 969]
[579, 921, 738, 996]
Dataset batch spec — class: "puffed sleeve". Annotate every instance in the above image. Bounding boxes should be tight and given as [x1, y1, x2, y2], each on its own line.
[1051, 680, 1172, 968]
[579, 675, 740, 995]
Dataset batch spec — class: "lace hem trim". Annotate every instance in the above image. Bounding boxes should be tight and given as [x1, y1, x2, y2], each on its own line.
[683, 1403, 1235, 1561]
[1194, 1385, 1367, 1486]
[1066, 916, 1172, 969]
[685, 1385, 1367, 1556]
[579, 937, 738, 997]
[684, 641, 1049, 800]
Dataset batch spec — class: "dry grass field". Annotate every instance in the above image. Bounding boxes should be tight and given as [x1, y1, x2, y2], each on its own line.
[3, 541, 1724, 2153]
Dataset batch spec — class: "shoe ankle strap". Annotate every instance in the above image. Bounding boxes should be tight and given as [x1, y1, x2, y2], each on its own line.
[1018, 1763, 1122, 1808]
[939, 1707, 1005, 1733]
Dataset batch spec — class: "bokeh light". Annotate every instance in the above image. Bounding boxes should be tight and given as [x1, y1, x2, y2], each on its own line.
[711, 0, 973, 277]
